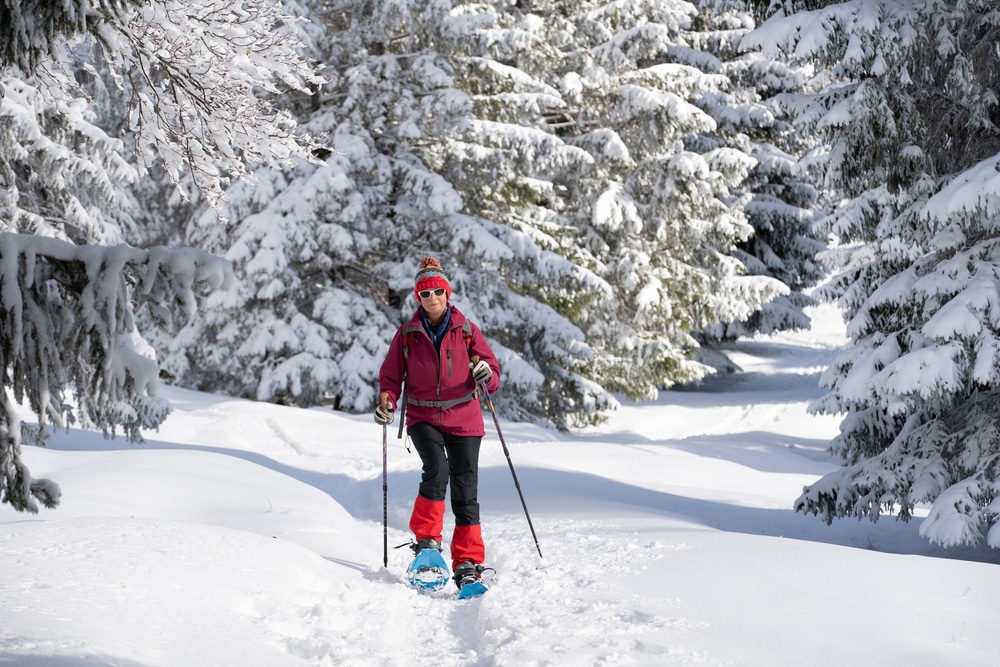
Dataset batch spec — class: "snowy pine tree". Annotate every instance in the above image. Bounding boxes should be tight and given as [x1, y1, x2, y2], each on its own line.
[748, 0, 1000, 548]
[5, 0, 321, 211]
[152, 0, 615, 427]
[0, 74, 134, 244]
[691, 1, 828, 341]
[158, 0, 821, 423]
[0, 0, 320, 510]
[0, 234, 231, 511]
[419, 0, 623, 421]
[443, 0, 789, 399]
[0, 0, 139, 75]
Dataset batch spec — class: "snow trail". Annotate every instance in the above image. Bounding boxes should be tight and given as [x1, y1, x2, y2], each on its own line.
[3, 303, 999, 665]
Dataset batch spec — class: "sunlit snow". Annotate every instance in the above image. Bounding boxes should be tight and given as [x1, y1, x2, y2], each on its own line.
[2, 303, 997, 666]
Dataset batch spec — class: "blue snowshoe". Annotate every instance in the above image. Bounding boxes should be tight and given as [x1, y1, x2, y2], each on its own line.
[454, 561, 491, 599]
[405, 539, 450, 591]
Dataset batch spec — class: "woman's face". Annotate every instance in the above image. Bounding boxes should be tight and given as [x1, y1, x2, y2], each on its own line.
[419, 288, 448, 322]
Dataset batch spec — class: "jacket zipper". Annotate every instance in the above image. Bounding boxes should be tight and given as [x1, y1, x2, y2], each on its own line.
[435, 336, 443, 427]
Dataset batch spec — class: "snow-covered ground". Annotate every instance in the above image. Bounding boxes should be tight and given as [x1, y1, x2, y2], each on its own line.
[2, 303, 998, 666]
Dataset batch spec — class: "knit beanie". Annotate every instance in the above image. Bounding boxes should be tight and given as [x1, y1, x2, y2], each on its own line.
[414, 256, 452, 300]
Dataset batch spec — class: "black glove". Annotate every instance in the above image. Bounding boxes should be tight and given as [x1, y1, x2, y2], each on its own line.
[374, 404, 394, 425]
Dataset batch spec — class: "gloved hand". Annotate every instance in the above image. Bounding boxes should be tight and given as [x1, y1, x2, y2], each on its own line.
[374, 404, 394, 425]
[374, 393, 394, 425]
[471, 359, 492, 384]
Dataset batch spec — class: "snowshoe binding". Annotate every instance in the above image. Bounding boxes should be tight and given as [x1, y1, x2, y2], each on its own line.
[454, 561, 492, 599]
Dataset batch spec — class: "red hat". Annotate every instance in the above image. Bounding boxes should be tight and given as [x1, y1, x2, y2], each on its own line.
[414, 256, 451, 300]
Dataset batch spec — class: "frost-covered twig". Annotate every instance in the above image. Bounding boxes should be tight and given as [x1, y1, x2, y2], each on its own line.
[95, 0, 325, 206]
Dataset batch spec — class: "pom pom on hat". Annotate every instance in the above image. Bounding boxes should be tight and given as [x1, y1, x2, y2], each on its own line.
[414, 256, 451, 300]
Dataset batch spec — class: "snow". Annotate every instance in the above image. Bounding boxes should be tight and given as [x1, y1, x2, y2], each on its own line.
[925, 154, 1000, 221]
[2, 302, 998, 666]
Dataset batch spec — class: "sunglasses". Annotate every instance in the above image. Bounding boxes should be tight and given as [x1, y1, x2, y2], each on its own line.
[418, 288, 447, 299]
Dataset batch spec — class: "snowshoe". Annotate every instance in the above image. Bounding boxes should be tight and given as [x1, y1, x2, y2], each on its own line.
[454, 561, 492, 599]
[405, 539, 450, 591]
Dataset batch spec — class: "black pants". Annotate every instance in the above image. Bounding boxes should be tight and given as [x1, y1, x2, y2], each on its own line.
[409, 422, 481, 526]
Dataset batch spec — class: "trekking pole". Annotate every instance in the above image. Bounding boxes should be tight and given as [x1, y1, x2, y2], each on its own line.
[382, 423, 389, 568]
[479, 381, 543, 559]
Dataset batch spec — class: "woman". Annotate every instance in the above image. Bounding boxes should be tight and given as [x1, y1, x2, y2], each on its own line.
[375, 256, 501, 590]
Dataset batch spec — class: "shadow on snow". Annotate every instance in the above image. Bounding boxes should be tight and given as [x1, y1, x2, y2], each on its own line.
[37, 428, 1000, 566]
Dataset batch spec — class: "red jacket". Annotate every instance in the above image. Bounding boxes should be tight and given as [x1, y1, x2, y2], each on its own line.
[378, 306, 500, 436]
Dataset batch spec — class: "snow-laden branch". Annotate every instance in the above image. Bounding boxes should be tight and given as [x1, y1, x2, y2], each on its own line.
[91, 0, 325, 206]
[0, 233, 232, 512]
[0, 0, 139, 75]
[3, 1, 323, 209]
